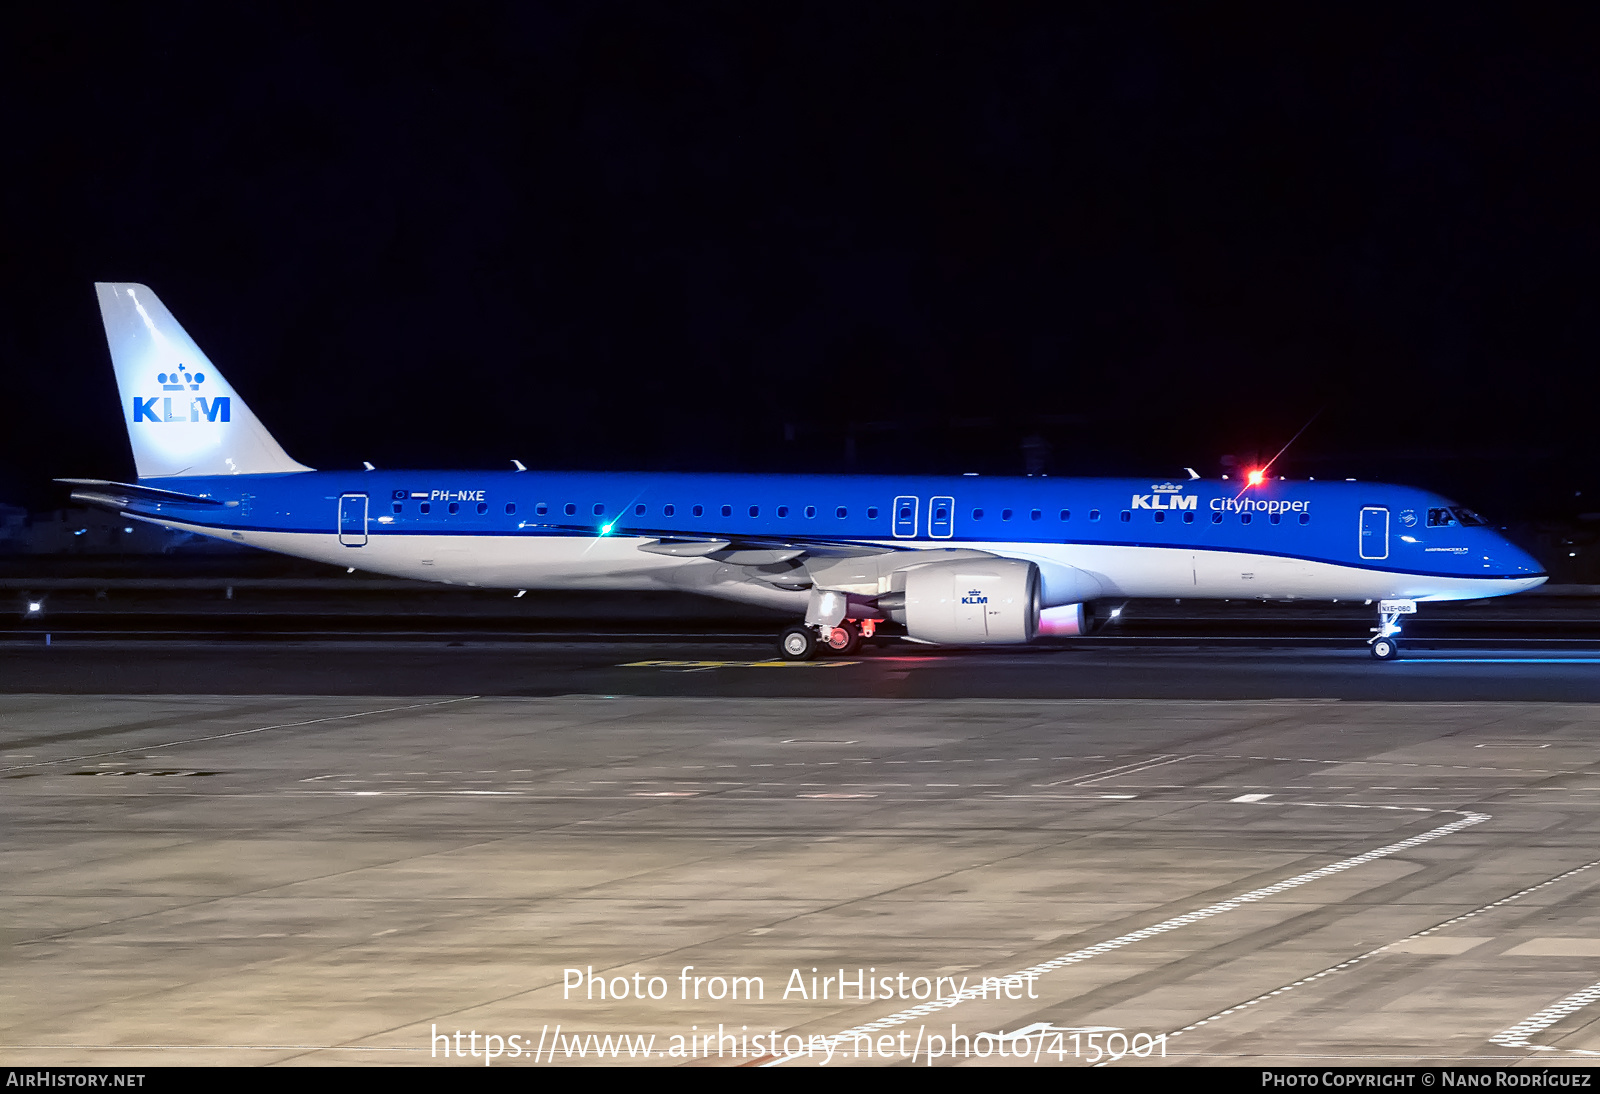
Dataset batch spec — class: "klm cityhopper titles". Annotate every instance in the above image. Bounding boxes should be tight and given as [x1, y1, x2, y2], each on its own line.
[65, 283, 1547, 661]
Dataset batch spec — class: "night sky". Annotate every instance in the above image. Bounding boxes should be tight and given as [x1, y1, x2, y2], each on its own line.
[5, 7, 1598, 521]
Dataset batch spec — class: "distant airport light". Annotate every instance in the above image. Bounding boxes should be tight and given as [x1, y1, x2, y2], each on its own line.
[27, 602, 42, 614]
[1246, 469, 1266, 487]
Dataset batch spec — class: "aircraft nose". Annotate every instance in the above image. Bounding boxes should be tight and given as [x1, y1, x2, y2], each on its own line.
[1495, 536, 1547, 580]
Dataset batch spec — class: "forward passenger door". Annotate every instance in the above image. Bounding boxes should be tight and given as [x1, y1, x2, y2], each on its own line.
[1359, 506, 1389, 560]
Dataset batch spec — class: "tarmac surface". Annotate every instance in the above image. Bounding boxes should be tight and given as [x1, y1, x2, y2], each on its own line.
[5, 634, 1600, 701]
[5, 638, 1600, 1066]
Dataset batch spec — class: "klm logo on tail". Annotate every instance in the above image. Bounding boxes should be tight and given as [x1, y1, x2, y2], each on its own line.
[133, 367, 230, 424]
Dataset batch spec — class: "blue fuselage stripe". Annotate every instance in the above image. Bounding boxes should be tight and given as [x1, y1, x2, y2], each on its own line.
[129, 470, 1547, 582]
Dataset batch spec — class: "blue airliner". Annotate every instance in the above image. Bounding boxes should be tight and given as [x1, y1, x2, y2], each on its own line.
[65, 283, 1548, 661]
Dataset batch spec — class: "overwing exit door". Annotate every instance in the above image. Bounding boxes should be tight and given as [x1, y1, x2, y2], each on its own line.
[892, 496, 918, 538]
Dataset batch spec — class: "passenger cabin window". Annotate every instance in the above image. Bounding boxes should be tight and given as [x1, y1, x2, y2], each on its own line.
[564, 503, 576, 516]
[1089, 510, 1100, 521]
[448, 502, 459, 515]
[1031, 509, 1041, 521]
[972, 508, 984, 520]
[1059, 509, 1070, 520]
[721, 505, 732, 517]
[1001, 509, 1013, 521]
[1240, 513, 1252, 525]
[867, 507, 878, 519]
[692, 505, 704, 517]
[593, 503, 604, 516]
[1183, 512, 1194, 524]
[420, 502, 431, 514]
[1299, 513, 1310, 525]
[392, 503, 403, 514]
[477, 502, 488, 515]
[535, 502, 548, 516]
[1153, 511, 1165, 523]
[1212, 512, 1223, 524]
[805, 506, 816, 518]
[836, 506, 847, 518]
[777, 506, 789, 517]
[664, 504, 675, 516]
[635, 504, 646, 516]
[1269, 513, 1281, 525]
[749, 505, 759, 517]
[505, 503, 516, 515]
[1120, 510, 1131, 522]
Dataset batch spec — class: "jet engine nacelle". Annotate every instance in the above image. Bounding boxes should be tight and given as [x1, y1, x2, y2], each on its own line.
[890, 556, 1041, 645]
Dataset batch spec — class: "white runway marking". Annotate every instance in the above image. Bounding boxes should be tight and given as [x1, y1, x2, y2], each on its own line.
[0, 700, 480, 767]
[1044, 754, 1184, 787]
[766, 804, 1491, 1066]
[0, 697, 480, 773]
[1157, 854, 1600, 1054]
[1491, 981, 1600, 1055]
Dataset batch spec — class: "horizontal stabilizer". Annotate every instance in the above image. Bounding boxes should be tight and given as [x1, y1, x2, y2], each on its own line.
[57, 478, 231, 511]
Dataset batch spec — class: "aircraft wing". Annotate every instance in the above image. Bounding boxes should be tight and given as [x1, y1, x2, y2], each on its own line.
[524, 519, 906, 561]
[523, 518, 1003, 597]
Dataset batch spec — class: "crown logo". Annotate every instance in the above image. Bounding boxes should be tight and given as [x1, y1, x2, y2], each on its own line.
[967, 589, 982, 596]
[1151, 482, 1182, 493]
[158, 364, 206, 391]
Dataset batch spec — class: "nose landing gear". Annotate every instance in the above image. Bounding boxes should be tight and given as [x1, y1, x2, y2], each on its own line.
[1368, 599, 1416, 661]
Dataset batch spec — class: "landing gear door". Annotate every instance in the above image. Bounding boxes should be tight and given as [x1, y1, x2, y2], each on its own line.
[929, 496, 954, 539]
[339, 493, 368, 547]
[892, 495, 919, 538]
[1359, 506, 1388, 560]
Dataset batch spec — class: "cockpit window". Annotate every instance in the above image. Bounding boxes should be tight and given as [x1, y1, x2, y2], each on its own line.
[1426, 508, 1457, 527]
[1451, 507, 1488, 526]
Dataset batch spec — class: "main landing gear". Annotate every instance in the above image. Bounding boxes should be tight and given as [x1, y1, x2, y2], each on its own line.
[1367, 600, 1414, 661]
[778, 619, 875, 661]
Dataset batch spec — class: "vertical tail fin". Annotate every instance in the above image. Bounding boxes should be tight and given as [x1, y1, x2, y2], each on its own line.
[95, 282, 312, 478]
